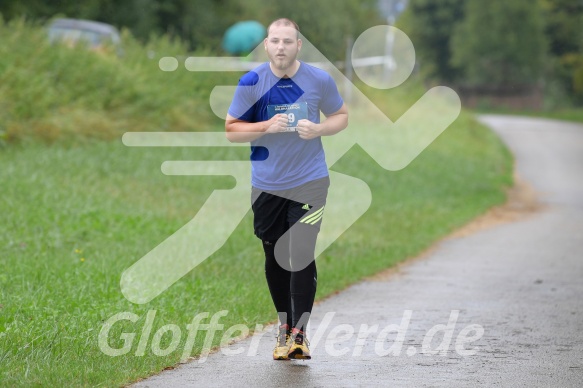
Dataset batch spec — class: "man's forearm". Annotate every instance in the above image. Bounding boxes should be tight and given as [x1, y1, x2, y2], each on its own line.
[318, 112, 349, 136]
[225, 120, 266, 143]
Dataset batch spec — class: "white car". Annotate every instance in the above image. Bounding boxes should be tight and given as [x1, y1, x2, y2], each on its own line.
[47, 18, 121, 54]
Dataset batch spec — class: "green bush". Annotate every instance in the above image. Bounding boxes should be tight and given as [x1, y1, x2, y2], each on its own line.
[0, 18, 239, 144]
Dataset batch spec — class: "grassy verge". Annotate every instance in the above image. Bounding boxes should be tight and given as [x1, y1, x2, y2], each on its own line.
[0, 18, 239, 146]
[0, 109, 512, 386]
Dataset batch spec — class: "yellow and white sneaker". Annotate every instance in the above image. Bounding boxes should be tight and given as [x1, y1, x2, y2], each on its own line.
[287, 329, 311, 360]
[273, 325, 292, 360]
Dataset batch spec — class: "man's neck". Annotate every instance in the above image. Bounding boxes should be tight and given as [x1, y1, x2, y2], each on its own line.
[269, 60, 301, 79]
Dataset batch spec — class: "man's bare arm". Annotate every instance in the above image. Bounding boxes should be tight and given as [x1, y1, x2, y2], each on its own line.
[225, 113, 289, 143]
[296, 103, 348, 140]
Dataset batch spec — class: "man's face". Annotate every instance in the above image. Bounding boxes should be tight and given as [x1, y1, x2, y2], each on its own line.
[265, 25, 301, 72]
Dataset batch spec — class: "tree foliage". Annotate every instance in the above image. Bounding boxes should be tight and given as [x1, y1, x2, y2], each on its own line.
[542, 0, 583, 57]
[397, 0, 465, 83]
[0, 0, 383, 60]
[541, 0, 583, 102]
[273, 0, 382, 60]
[400, 0, 583, 104]
[450, 0, 547, 89]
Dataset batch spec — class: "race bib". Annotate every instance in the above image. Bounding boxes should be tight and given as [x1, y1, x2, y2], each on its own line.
[267, 102, 308, 132]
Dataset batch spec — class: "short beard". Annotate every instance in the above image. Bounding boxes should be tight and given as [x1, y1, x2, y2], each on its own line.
[273, 59, 294, 71]
[270, 53, 297, 72]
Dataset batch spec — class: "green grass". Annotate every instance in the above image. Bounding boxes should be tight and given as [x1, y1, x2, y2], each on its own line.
[0, 106, 512, 386]
[0, 18, 240, 146]
[0, 17, 513, 387]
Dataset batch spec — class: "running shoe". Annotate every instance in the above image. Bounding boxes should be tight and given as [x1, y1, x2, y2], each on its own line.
[273, 324, 292, 360]
[287, 329, 311, 360]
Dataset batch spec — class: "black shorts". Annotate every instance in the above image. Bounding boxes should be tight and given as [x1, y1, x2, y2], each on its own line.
[251, 176, 330, 242]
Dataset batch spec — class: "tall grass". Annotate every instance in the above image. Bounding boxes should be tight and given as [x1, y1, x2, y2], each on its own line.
[0, 18, 238, 145]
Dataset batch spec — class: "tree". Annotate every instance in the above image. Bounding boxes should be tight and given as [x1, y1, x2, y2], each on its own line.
[265, 0, 384, 61]
[541, 0, 583, 103]
[542, 0, 583, 57]
[450, 0, 547, 90]
[397, 0, 465, 84]
[0, 0, 385, 58]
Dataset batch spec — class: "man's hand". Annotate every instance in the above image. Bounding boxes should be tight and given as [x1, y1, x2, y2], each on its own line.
[226, 103, 347, 143]
[225, 113, 288, 142]
[266, 114, 289, 134]
[296, 103, 349, 140]
[296, 119, 321, 140]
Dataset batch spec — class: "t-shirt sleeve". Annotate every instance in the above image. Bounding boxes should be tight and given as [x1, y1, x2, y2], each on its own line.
[227, 71, 259, 121]
[319, 73, 344, 115]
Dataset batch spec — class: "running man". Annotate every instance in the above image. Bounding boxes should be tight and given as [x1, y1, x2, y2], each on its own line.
[225, 18, 348, 360]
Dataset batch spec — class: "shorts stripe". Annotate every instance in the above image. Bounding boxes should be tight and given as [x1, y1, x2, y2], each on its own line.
[300, 206, 325, 224]
[306, 213, 323, 225]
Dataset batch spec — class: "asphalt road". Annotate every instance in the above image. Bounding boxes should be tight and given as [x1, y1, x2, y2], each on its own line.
[134, 115, 583, 387]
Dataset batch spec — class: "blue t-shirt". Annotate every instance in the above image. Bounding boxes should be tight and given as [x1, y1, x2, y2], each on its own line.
[228, 61, 344, 190]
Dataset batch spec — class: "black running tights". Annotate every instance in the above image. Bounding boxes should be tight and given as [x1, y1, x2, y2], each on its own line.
[262, 227, 317, 332]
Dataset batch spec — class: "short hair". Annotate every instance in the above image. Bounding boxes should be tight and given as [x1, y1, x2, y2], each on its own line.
[267, 18, 300, 38]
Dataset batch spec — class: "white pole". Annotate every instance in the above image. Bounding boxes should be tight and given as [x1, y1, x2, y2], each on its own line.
[344, 35, 354, 104]
[383, 15, 396, 85]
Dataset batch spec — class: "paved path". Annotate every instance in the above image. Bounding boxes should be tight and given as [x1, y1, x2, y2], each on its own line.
[135, 115, 583, 387]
